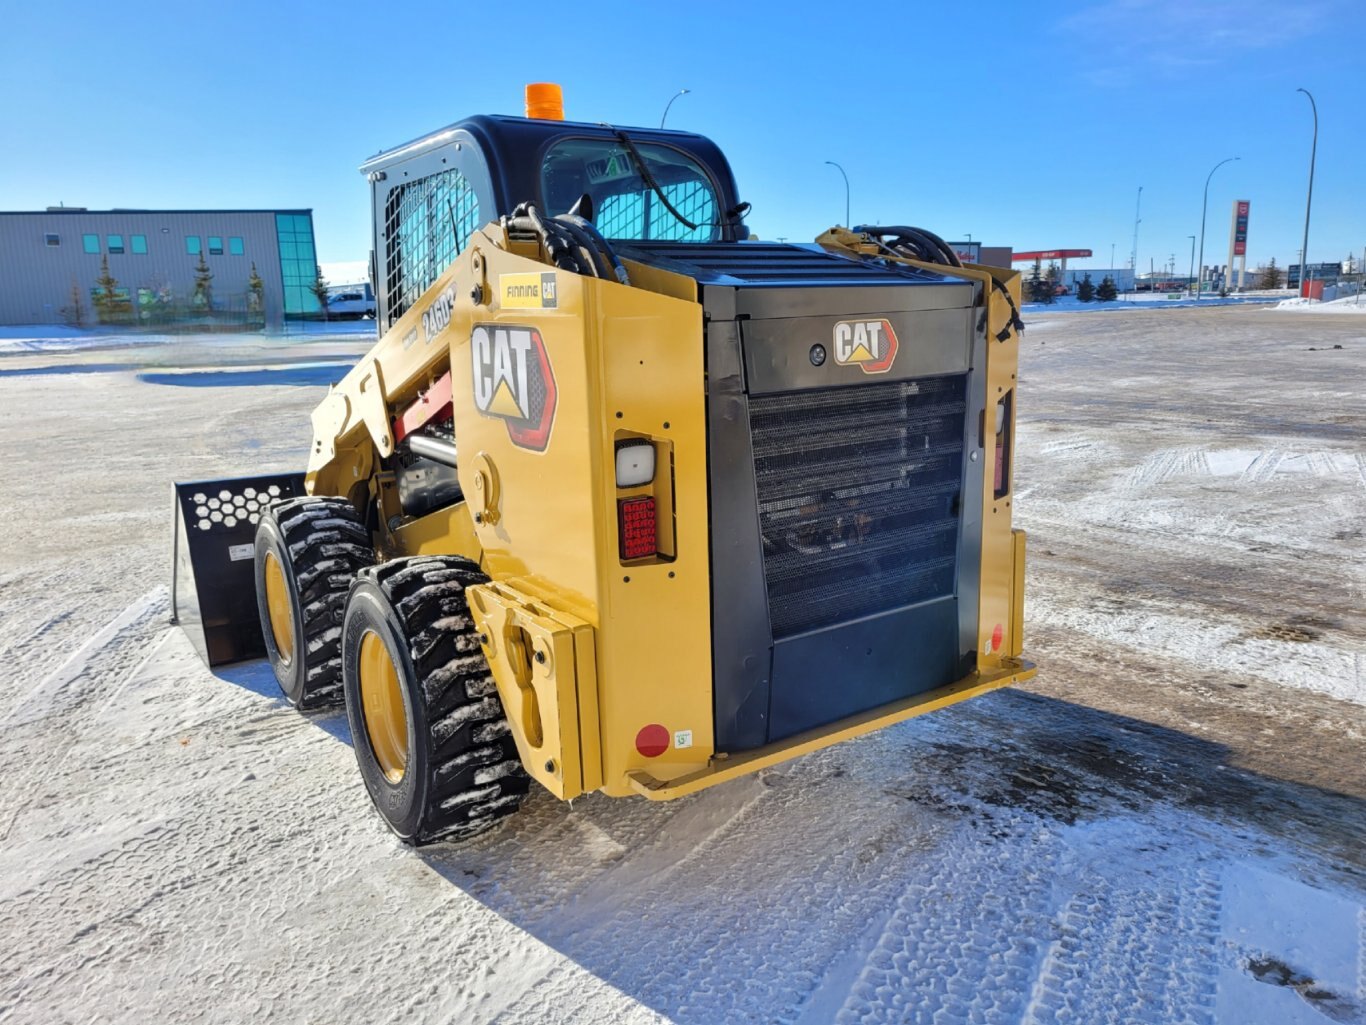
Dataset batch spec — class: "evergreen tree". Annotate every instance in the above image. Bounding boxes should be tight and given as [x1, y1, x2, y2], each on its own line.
[1096, 275, 1119, 301]
[309, 270, 330, 320]
[247, 262, 265, 313]
[1077, 272, 1096, 302]
[93, 255, 123, 324]
[63, 278, 86, 328]
[1256, 258, 1283, 290]
[1027, 259, 1052, 304]
[192, 251, 214, 311]
[1045, 262, 1061, 290]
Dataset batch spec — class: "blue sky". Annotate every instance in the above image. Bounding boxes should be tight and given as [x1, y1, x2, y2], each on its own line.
[2, 0, 1361, 274]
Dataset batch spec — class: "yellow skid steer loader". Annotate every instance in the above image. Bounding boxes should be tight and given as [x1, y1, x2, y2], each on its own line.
[171, 85, 1034, 844]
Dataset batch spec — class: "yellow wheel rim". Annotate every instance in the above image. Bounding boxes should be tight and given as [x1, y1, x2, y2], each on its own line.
[263, 551, 294, 666]
[359, 630, 408, 784]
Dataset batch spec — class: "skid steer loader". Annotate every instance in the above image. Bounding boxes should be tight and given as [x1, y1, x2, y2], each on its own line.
[171, 84, 1034, 844]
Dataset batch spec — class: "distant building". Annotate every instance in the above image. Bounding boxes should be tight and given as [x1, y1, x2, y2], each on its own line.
[0, 208, 321, 328]
[1287, 261, 1345, 288]
[1061, 268, 1135, 292]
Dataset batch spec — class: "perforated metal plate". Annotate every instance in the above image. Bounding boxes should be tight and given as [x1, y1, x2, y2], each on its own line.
[171, 473, 307, 666]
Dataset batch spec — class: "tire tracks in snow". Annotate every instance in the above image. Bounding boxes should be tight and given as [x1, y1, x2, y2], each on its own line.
[0, 589, 171, 843]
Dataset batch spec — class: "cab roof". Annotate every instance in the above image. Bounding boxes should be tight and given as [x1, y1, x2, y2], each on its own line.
[359, 114, 743, 229]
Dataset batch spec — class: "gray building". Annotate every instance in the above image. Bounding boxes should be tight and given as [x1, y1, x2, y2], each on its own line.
[0, 208, 320, 328]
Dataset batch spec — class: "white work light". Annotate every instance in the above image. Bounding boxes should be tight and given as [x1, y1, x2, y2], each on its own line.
[615, 440, 655, 488]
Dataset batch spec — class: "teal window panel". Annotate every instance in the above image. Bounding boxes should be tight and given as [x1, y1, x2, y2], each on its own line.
[186, 236, 201, 255]
[107, 235, 124, 254]
[229, 237, 243, 255]
[83, 234, 100, 254]
[208, 236, 223, 256]
[131, 235, 147, 254]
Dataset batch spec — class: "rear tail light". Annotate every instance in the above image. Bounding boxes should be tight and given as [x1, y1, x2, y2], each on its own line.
[618, 496, 657, 560]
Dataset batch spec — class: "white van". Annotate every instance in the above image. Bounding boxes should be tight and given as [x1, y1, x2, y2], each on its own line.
[326, 283, 376, 320]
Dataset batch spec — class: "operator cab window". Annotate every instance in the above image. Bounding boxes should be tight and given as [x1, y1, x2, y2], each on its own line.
[540, 138, 719, 243]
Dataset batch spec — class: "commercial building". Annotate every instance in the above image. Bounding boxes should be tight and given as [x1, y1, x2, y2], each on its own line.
[0, 208, 321, 328]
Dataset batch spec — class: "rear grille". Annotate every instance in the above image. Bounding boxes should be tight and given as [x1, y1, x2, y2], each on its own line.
[750, 374, 967, 637]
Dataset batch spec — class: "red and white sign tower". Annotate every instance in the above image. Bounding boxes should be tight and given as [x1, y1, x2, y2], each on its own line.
[1227, 200, 1250, 290]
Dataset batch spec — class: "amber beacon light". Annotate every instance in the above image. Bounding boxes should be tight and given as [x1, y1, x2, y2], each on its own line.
[525, 83, 565, 121]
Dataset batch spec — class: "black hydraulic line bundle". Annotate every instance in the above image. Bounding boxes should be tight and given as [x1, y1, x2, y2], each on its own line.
[504, 202, 630, 286]
[856, 224, 1024, 339]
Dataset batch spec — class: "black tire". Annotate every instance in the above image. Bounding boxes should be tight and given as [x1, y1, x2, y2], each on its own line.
[254, 496, 373, 709]
[341, 556, 530, 845]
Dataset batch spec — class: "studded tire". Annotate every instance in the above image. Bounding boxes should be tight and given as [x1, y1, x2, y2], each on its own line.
[341, 556, 530, 845]
[254, 496, 373, 709]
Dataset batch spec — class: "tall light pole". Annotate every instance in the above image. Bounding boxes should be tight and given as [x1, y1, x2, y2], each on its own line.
[1196, 156, 1239, 302]
[659, 88, 690, 128]
[825, 160, 850, 227]
[1131, 186, 1143, 272]
[1187, 235, 1196, 293]
[1295, 87, 1318, 295]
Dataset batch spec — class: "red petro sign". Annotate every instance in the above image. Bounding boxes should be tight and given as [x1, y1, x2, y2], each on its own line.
[1233, 201, 1250, 257]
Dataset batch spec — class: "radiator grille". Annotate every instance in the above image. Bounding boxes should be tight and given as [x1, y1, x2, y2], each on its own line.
[750, 375, 967, 638]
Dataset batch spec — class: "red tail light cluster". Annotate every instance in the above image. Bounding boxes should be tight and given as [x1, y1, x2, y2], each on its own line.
[618, 497, 657, 560]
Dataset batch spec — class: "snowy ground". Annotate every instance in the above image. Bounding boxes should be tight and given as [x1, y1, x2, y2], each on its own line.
[0, 306, 1363, 1024]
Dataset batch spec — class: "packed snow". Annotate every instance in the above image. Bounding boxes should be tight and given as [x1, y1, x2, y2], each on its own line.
[1021, 291, 1290, 314]
[0, 307, 1362, 1024]
[1274, 294, 1366, 314]
[0, 320, 377, 355]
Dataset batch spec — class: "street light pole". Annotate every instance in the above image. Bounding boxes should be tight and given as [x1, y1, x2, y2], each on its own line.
[1187, 235, 1196, 294]
[659, 88, 690, 129]
[1295, 87, 1318, 296]
[1196, 156, 1239, 302]
[1131, 186, 1142, 274]
[825, 161, 850, 227]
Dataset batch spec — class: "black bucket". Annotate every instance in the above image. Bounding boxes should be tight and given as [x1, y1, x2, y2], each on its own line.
[170, 473, 307, 666]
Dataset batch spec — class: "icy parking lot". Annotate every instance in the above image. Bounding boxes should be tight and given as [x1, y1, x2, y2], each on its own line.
[0, 307, 1363, 1024]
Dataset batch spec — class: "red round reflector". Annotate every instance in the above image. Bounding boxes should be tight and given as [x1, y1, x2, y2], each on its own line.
[635, 724, 670, 758]
[992, 623, 1004, 652]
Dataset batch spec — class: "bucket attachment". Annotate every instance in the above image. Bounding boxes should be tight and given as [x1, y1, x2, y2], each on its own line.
[170, 473, 307, 667]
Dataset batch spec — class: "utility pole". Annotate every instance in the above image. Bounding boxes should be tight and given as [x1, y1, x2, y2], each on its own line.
[1296, 88, 1318, 297]
[1187, 235, 1196, 294]
[1196, 157, 1239, 302]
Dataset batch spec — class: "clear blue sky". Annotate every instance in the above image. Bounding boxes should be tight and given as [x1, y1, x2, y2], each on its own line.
[2, 0, 1361, 274]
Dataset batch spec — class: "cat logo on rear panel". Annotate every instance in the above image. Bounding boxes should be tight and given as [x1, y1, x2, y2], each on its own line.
[471, 324, 557, 451]
[833, 319, 899, 374]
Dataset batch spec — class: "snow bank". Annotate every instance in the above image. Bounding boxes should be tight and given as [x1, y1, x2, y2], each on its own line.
[0, 320, 376, 355]
[1023, 294, 1280, 314]
[0, 326, 178, 355]
[1272, 295, 1366, 314]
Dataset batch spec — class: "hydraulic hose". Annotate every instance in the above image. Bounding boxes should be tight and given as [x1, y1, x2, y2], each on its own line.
[556, 213, 630, 286]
